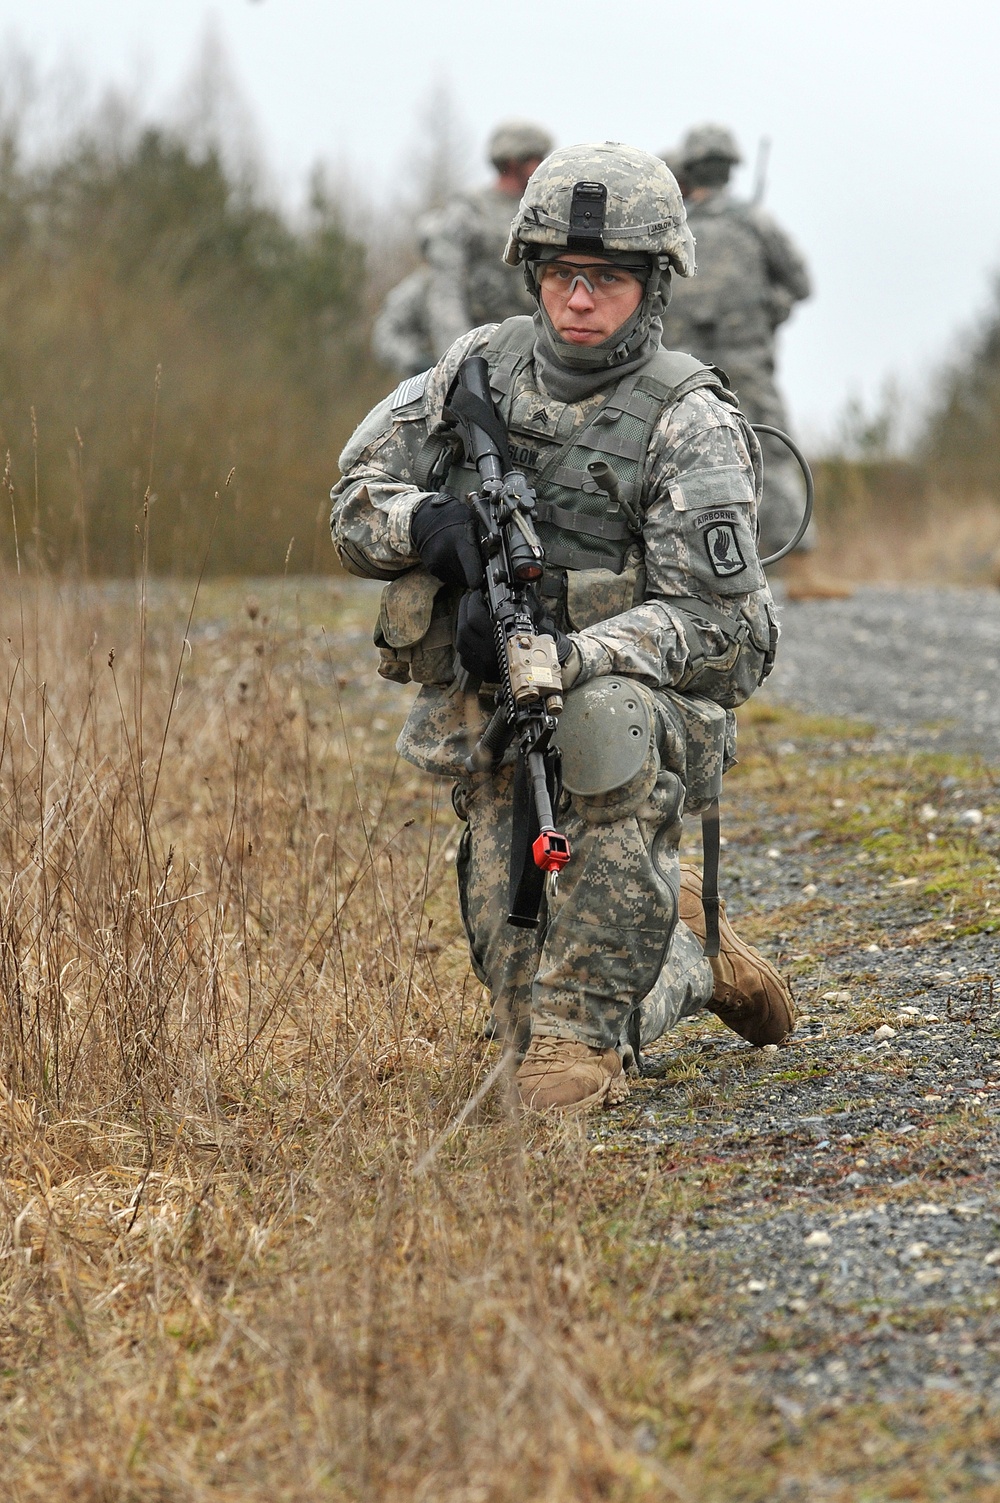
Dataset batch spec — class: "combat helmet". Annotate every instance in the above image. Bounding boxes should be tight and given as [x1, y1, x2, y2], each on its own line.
[487, 119, 554, 170]
[679, 123, 742, 168]
[504, 142, 695, 372]
[504, 141, 694, 277]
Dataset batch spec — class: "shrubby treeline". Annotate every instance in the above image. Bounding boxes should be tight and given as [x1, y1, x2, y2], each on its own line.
[807, 277, 1000, 583]
[0, 115, 388, 574]
[0, 57, 998, 580]
[920, 273, 1000, 494]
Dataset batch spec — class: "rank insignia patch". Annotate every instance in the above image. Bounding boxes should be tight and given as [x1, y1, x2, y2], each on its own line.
[704, 523, 746, 578]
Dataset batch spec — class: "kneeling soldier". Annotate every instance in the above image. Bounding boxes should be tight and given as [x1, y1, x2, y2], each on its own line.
[331, 143, 794, 1113]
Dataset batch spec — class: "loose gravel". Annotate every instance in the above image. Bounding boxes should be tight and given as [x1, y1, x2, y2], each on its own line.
[765, 583, 1000, 759]
[610, 980, 1000, 1407]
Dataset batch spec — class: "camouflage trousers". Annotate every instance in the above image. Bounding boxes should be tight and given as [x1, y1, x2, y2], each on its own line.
[715, 350, 816, 558]
[454, 755, 714, 1052]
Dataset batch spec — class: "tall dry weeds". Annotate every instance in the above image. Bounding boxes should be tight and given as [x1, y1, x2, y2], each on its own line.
[0, 572, 769, 1502]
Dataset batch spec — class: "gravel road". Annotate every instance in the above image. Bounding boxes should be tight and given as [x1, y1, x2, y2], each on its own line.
[764, 583, 1000, 759]
[609, 980, 1000, 1410]
[599, 583, 1000, 1420]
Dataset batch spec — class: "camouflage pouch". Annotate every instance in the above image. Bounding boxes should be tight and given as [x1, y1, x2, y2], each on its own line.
[653, 688, 736, 811]
[671, 596, 778, 709]
[374, 568, 457, 686]
[565, 566, 642, 631]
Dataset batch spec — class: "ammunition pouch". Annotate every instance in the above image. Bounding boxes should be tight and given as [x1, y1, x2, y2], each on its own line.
[374, 568, 457, 686]
[653, 689, 736, 812]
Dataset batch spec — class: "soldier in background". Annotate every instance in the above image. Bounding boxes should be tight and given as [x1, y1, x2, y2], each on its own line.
[661, 124, 851, 600]
[422, 119, 553, 357]
[371, 211, 440, 378]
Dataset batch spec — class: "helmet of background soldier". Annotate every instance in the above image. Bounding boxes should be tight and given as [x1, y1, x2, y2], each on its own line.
[659, 147, 690, 197]
[487, 119, 554, 170]
[678, 122, 742, 168]
[503, 140, 695, 278]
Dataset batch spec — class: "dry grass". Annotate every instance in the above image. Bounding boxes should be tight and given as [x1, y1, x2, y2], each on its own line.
[0, 572, 738, 1501]
[1, 575, 999, 1501]
[808, 460, 1000, 586]
[812, 494, 1000, 587]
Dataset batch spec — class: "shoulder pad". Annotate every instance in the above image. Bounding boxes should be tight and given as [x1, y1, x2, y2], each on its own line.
[646, 348, 716, 388]
[482, 316, 536, 397]
[484, 315, 536, 360]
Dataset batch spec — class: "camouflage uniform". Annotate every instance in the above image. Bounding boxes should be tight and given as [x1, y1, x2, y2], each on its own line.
[372, 267, 434, 378]
[371, 211, 443, 379]
[332, 143, 778, 1058]
[661, 128, 813, 558]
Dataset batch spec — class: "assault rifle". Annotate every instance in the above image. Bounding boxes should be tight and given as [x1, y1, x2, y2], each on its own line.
[444, 355, 570, 929]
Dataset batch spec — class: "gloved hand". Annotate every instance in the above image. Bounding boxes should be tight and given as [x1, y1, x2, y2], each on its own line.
[456, 590, 500, 681]
[535, 611, 576, 666]
[410, 493, 482, 589]
[457, 594, 578, 684]
[535, 610, 581, 688]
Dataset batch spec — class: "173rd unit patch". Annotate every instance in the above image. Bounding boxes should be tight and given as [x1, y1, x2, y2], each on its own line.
[703, 520, 746, 578]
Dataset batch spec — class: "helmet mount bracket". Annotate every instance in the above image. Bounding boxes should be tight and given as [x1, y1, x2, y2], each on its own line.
[567, 181, 607, 253]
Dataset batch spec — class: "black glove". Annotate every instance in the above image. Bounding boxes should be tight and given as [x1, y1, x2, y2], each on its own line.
[535, 610, 576, 666]
[456, 590, 500, 681]
[457, 595, 576, 683]
[410, 493, 482, 589]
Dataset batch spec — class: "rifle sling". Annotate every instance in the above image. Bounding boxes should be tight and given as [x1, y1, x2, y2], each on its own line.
[508, 757, 545, 929]
[700, 799, 722, 958]
[444, 386, 514, 476]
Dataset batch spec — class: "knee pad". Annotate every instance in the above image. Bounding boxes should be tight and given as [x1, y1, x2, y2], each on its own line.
[553, 678, 659, 823]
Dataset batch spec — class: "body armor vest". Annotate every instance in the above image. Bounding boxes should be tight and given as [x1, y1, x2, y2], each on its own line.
[440, 317, 731, 627]
[382, 320, 773, 701]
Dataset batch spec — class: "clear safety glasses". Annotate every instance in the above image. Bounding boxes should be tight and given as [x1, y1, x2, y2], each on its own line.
[537, 260, 645, 302]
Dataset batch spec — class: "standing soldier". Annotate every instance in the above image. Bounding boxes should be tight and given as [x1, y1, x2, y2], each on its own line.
[423, 119, 554, 357]
[661, 124, 851, 600]
[332, 143, 793, 1114]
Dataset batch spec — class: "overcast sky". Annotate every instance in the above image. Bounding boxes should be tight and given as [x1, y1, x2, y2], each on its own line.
[3, 0, 999, 443]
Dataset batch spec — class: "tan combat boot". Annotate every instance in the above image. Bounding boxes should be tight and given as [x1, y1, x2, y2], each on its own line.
[781, 551, 854, 602]
[678, 863, 795, 1044]
[515, 1036, 629, 1113]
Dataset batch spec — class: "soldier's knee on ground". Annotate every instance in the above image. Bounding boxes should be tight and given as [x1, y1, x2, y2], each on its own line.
[534, 679, 686, 1049]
